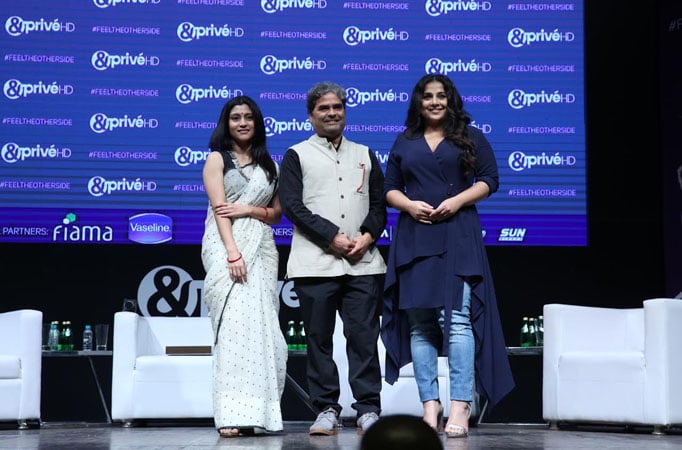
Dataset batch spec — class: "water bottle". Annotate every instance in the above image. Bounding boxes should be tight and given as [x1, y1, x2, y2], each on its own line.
[48, 321, 60, 351]
[297, 321, 307, 351]
[520, 317, 532, 347]
[528, 318, 537, 346]
[536, 315, 544, 346]
[59, 320, 73, 351]
[286, 320, 298, 351]
[82, 324, 93, 351]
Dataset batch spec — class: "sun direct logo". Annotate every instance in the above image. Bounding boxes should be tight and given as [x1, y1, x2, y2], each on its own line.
[498, 228, 526, 242]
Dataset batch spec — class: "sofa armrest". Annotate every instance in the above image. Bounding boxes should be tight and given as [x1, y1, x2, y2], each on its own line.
[0, 309, 43, 420]
[643, 298, 682, 423]
[111, 311, 140, 420]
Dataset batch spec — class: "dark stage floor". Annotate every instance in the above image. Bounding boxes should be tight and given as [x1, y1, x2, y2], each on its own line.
[1, 421, 681, 450]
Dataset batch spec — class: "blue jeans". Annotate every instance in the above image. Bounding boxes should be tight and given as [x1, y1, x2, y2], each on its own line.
[405, 281, 474, 403]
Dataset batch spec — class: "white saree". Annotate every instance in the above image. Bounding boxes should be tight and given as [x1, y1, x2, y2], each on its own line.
[201, 161, 287, 432]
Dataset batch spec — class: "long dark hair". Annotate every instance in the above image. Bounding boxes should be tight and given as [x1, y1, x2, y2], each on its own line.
[404, 74, 476, 173]
[208, 95, 277, 183]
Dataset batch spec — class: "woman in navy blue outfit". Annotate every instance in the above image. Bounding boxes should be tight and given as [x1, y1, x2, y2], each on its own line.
[382, 74, 514, 438]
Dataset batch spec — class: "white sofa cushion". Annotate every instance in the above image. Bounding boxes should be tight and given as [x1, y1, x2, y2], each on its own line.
[557, 351, 645, 422]
[134, 355, 212, 383]
[0, 356, 21, 379]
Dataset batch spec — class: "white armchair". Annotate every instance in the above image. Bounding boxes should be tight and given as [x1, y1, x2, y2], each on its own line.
[0, 309, 42, 428]
[333, 313, 450, 419]
[111, 312, 214, 426]
[542, 298, 682, 434]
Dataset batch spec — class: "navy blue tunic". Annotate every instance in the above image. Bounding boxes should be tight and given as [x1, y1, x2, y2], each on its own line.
[381, 126, 514, 408]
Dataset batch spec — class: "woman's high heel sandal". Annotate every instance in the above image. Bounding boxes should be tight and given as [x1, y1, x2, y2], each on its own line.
[436, 404, 444, 433]
[218, 427, 241, 438]
[445, 403, 471, 439]
[423, 400, 444, 433]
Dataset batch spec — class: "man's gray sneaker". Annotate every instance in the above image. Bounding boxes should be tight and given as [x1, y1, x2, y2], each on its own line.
[356, 411, 380, 435]
[309, 407, 338, 436]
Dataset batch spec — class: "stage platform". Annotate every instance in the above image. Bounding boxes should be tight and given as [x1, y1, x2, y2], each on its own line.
[0, 421, 680, 450]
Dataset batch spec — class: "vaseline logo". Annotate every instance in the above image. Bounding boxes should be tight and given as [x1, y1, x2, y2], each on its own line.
[128, 213, 173, 244]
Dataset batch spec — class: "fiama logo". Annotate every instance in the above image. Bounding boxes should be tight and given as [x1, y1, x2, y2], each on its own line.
[52, 212, 113, 243]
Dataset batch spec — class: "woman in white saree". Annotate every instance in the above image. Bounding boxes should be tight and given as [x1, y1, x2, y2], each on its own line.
[201, 96, 287, 437]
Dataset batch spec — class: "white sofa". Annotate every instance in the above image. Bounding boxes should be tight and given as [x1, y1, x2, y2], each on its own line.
[111, 311, 449, 425]
[0, 309, 42, 428]
[111, 312, 214, 425]
[543, 298, 682, 434]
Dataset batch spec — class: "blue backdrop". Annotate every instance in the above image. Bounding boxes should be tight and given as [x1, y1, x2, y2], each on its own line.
[0, 0, 585, 246]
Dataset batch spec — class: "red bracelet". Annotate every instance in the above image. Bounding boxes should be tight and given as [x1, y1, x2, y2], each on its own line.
[227, 253, 242, 263]
[262, 206, 269, 222]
